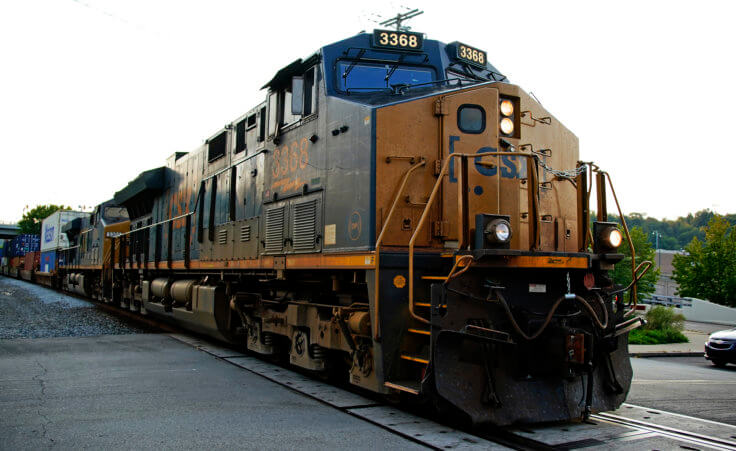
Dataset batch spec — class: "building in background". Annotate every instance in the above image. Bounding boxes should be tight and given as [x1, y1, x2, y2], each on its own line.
[653, 249, 683, 297]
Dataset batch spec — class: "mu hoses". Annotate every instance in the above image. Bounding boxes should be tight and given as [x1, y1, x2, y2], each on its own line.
[493, 290, 609, 341]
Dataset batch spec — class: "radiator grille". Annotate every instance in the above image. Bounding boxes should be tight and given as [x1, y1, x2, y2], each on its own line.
[265, 207, 285, 253]
[240, 225, 251, 242]
[218, 228, 228, 245]
[293, 199, 317, 252]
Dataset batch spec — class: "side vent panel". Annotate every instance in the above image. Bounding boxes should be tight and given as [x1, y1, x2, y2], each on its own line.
[264, 206, 286, 254]
[292, 199, 317, 252]
[290, 196, 321, 254]
[240, 225, 251, 242]
[218, 229, 228, 246]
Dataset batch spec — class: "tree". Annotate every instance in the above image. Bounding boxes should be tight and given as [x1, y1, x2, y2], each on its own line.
[672, 215, 736, 307]
[17, 205, 70, 235]
[611, 226, 660, 300]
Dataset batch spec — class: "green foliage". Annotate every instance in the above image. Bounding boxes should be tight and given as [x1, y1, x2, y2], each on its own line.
[608, 209, 736, 251]
[611, 226, 660, 299]
[17, 205, 70, 235]
[643, 305, 685, 332]
[628, 306, 687, 345]
[629, 328, 688, 345]
[672, 215, 736, 307]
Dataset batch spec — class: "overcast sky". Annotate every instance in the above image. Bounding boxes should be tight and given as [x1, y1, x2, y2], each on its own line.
[1, 0, 734, 222]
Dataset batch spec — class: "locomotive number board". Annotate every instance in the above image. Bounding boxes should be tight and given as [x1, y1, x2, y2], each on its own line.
[455, 42, 487, 67]
[372, 29, 424, 51]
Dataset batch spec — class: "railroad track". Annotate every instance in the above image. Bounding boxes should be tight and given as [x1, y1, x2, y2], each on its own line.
[593, 411, 736, 450]
[7, 276, 736, 450]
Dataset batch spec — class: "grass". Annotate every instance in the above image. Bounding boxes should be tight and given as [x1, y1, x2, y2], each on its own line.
[629, 328, 688, 345]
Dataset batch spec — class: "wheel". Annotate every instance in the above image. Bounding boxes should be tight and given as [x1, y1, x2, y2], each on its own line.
[711, 359, 728, 368]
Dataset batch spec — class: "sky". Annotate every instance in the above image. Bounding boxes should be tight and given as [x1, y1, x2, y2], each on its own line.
[1, 0, 735, 223]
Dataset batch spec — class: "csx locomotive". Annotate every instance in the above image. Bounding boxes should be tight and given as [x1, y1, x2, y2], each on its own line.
[56, 29, 643, 425]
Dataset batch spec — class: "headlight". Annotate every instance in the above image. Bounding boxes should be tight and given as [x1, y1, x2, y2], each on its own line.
[485, 218, 512, 244]
[500, 117, 514, 135]
[593, 221, 623, 253]
[599, 226, 622, 249]
[604, 228, 623, 248]
[500, 100, 514, 117]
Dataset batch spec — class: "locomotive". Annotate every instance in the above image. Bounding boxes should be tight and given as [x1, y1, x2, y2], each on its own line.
[54, 29, 644, 425]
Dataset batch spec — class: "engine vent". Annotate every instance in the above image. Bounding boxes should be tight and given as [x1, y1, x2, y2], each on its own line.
[265, 206, 285, 254]
[218, 228, 228, 246]
[240, 225, 251, 242]
[293, 199, 317, 252]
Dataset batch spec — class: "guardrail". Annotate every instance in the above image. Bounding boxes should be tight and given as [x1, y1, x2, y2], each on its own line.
[640, 294, 692, 308]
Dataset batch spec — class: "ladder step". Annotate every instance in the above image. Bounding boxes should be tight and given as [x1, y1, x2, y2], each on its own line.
[414, 302, 446, 308]
[400, 354, 429, 365]
[384, 380, 421, 395]
[408, 328, 430, 336]
[421, 275, 448, 280]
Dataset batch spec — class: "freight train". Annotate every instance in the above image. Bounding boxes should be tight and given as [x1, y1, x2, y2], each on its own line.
[1, 28, 648, 426]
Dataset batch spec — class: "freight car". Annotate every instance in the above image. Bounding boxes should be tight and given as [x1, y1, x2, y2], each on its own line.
[4, 234, 40, 279]
[35, 209, 90, 287]
[47, 29, 646, 426]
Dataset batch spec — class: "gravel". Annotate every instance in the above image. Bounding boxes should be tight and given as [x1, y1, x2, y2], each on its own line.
[0, 276, 150, 339]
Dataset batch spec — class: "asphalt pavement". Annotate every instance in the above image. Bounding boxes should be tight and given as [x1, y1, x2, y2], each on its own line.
[0, 333, 426, 450]
[629, 355, 736, 425]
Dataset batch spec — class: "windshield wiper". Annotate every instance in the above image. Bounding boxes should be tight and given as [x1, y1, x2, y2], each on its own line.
[342, 49, 366, 80]
[384, 55, 406, 85]
[390, 77, 485, 95]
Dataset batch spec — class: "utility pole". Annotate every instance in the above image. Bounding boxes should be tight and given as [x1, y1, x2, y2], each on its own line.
[652, 230, 661, 267]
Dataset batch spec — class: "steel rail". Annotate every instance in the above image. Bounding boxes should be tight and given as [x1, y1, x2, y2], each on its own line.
[593, 412, 736, 450]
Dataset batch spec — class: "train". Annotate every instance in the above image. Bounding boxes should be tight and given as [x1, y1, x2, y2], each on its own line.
[1, 28, 646, 426]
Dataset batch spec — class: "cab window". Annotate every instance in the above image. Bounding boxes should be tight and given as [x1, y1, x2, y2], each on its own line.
[457, 104, 485, 134]
[268, 67, 318, 136]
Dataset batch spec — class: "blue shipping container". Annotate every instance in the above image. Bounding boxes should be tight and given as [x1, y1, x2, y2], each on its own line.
[9, 234, 41, 257]
[40, 250, 57, 273]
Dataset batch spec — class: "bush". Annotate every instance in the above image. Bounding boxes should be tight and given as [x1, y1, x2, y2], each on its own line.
[629, 328, 688, 345]
[644, 306, 685, 332]
[628, 305, 688, 345]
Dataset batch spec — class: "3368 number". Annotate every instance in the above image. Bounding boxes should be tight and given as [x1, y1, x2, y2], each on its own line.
[459, 44, 485, 64]
[373, 29, 423, 50]
[378, 32, 418, 48]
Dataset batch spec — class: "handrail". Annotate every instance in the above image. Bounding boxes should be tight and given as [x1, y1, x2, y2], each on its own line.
[373, 158, 427, 340]
[407, 151, 539, 324]
[602, 171, 643, 308]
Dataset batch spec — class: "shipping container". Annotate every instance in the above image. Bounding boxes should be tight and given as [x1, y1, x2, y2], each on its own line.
[40, 250, 57, 273]
[0, 239, 6, 259]
[23, 251, 39, 271]
[41, 210, 90, 252]
[9, 234, 40, 257]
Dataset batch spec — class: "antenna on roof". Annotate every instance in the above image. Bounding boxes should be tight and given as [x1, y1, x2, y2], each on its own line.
[375, 7, 423, 31]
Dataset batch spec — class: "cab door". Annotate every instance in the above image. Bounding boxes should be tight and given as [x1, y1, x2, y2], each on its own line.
[438, 86, 521, 249]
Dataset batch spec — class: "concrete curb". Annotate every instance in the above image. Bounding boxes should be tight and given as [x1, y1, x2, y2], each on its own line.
[630, 352, 705, 358]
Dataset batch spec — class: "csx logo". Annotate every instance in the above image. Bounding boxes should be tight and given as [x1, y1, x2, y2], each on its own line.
[448, 135, 519, 182]
[44, 225, 55, 243]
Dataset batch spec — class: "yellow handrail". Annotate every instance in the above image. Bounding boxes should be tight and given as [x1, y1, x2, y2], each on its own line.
[407, 151, 539, 324]
[373, 158, 427, 340]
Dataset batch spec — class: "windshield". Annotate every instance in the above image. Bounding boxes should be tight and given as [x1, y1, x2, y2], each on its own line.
[338, 61, 434, 92]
